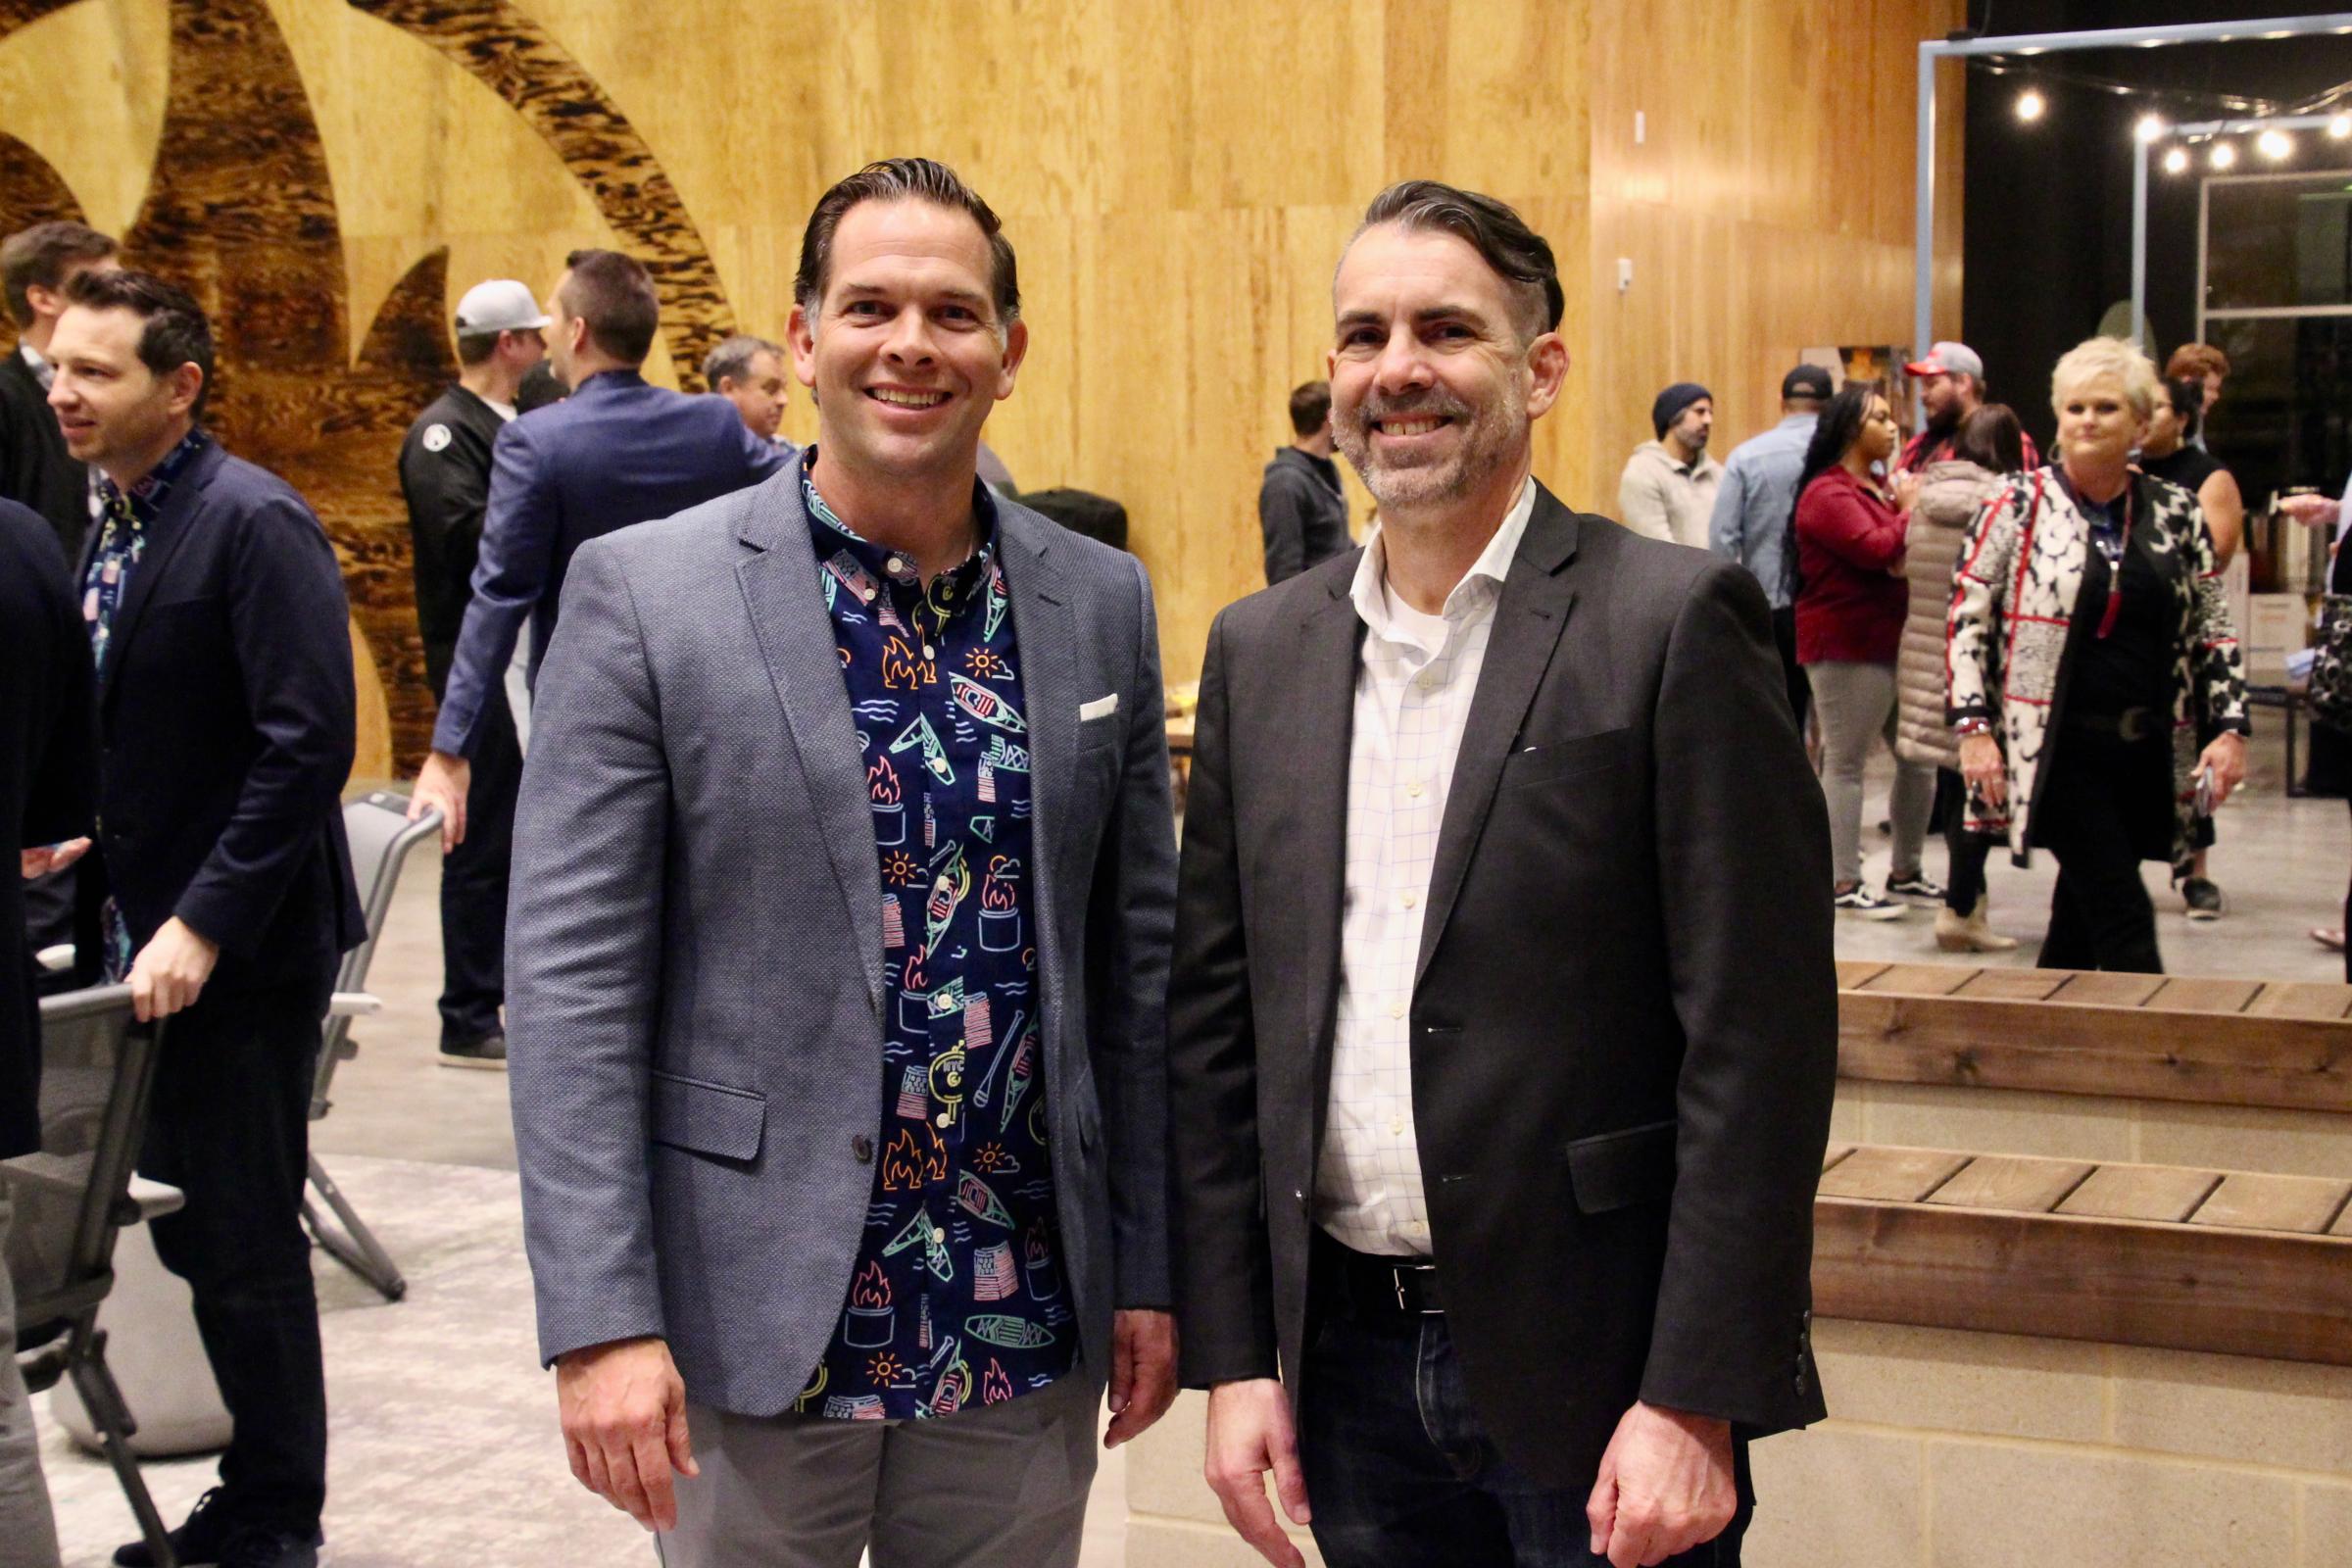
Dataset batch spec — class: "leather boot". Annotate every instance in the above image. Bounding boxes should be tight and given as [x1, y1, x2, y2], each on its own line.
[1936, 896, 2019, 954]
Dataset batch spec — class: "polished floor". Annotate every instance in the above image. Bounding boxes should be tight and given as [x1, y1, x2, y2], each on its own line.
[31, 728, 2351, 1565]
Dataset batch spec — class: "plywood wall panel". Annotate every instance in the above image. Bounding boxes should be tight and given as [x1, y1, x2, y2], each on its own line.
[3, 0, 1960, 716]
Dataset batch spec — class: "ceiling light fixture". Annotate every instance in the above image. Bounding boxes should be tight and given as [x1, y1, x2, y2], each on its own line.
[2015, 88, 2046, 122]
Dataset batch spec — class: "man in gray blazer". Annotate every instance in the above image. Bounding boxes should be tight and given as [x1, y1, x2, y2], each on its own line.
[506, 158, 1179, 1568]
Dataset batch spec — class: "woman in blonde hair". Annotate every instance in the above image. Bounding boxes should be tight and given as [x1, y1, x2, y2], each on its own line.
[1947, 337, 2248, 972]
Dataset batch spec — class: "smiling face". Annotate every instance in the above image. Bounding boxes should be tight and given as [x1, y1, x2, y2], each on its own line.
[2056, 373, 2146, 471]
[1326, 221, 1564, 516]
[789, 198, 1025, 484]
[44, 303, 201, 476]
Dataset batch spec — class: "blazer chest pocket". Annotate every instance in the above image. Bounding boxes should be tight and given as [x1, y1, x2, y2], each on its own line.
[1566, 1118, 1677, 1214]
[1503, 727, 1633, 790]
[650, 1070, 765, 1161]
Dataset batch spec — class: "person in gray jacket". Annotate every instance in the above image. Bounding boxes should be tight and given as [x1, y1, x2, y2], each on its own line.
[1710, 365, 1831, 728]
[1896, 405, 2028, 953]
[505, 158, 1179, 1568]
[1258, 380, 1351, 583]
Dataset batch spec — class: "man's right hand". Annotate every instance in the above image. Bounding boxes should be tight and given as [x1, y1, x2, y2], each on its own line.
[1203, 1377, 1310, 1568]
[556, 1336, 698, 1532]
[409, 749, 471, 852]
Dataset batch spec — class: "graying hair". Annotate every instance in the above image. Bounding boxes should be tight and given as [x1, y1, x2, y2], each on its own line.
[2050, 336, 2157, 422]
[702, 333, 785, 391]
[1350, 180, 1563, 345]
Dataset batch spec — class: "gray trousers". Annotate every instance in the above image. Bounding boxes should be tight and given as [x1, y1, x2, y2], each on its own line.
[1808, 660, 1934, 890]
[0, 1197, 65, 1568]
[656, 1370, 1099, 1568]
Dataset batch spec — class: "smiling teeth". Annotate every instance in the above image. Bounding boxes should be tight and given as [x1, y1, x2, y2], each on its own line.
[873, 389, 947, 408]
[1383, 418, 1443, 435]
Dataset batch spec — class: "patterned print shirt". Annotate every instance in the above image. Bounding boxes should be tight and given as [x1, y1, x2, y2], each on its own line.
[797, 458, 1073, 1421]
[82, 428, 214, 981]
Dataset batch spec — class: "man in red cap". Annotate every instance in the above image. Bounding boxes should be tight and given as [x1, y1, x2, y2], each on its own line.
[1894, 341, 2036, 482]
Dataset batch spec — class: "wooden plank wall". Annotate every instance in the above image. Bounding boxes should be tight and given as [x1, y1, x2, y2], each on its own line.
[1, 0, 1964, 771]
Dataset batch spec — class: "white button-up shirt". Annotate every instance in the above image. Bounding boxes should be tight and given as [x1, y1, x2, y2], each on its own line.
[1316, 477, 1536, 1258]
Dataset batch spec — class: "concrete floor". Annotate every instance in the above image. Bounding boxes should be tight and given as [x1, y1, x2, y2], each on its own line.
[35, 726, 2350, 1565]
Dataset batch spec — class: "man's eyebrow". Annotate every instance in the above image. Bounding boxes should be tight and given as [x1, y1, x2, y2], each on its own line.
[1335, 303, 1495, 331]
[836, 279, 993, 310]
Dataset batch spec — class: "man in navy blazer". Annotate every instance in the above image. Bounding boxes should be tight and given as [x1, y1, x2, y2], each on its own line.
[409, 250, 790, 847]
[47, 270, 362, 1568]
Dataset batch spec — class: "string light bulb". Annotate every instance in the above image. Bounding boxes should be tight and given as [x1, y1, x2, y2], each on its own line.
[2162, 146, 2190, 174]
[2329, 114, 2351, 140]
[2257, 127, 2293, 161]
[2135, 114, 2167, 143]
[2210, 140, 2237, 170]
[2015, 88, 2046, 122]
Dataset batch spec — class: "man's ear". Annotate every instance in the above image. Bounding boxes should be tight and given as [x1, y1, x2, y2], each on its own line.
[787, 301, 819, 389]
[992, 318, 1029, 402]
[1525, 331, 1570, 419]
[166, 362, 204, 420]
[23, 280, 64, 321]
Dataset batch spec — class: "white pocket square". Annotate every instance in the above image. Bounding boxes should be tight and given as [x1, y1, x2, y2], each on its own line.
[1079, 694, 1119, 722]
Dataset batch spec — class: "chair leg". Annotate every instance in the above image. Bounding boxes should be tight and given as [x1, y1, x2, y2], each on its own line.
[303, 1153, 407, 1301]
[67, 1322, 177, 1568]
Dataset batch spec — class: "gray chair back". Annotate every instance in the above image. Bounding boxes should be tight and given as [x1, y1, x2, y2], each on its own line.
[4, 986, 162, 1347]
[312, 792, 440, 1111]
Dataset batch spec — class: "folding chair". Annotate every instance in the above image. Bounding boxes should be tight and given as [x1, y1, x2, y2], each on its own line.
[301, 790, 441, 1303]
[5, 985, 179, 1567]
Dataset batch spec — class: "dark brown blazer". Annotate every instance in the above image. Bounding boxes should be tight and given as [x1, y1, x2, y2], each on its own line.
[1168, 482, 1838, 1490]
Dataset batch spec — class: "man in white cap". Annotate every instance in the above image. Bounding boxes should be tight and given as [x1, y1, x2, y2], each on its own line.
[1893, 340, 2037, 481]
[397, 278, 547, 1068]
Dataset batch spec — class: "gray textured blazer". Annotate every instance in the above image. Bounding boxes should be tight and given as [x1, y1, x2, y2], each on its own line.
[506, 459, 1177, 1416]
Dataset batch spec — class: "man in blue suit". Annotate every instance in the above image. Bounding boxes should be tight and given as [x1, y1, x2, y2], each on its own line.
[409, 249, 790, 847]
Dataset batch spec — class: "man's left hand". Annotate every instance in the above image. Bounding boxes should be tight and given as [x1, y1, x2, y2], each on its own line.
[128, 916, 220, 1022]
[2197, 731, 2247, 808]
[20, 837, 90, 880]
[1587, 1401, 1737, 1568]
[1103, 1308, 1178, 1447]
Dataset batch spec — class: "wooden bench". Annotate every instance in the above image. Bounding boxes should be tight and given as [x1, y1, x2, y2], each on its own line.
[1837, 961, 2352, 1114]
[1814, 1143, 2352, 1366]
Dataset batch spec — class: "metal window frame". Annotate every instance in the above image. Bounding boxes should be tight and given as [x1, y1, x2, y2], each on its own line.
[2194, 165, 2352, 335]
[1912, 13, 2352, 408]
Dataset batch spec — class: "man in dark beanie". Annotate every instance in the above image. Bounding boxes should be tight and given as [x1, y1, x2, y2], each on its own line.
[1618, 381, 1719, 547]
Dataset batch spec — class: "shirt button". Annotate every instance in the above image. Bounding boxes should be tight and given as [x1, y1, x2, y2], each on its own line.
[1390, 1115, 1404, 1136]
[861, 587, 877, 602]
[1405, 781, 1424, 799]
[1389, 1000, 1406, 1020]
[934, 1111, 951, 1128]
[931, 1227, 947, 1245]
[923, 644, 936, 660]
[852, 1135, 874, 1163]
[1400, 891, 1418, 909]
[887, 556, 907, 574]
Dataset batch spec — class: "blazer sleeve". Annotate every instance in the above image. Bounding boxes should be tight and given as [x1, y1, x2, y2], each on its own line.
[1082, 555, 1180, 1308]
[1166, 610, 1281, 1386]
[400, 421, 491, 580]
[505, 537, 672, 1365]
[2185, 507, 2251, 738]
[1640, 561, 1838, 1434]
[431, 419, 555, 758]
[172, 497, 357, 958]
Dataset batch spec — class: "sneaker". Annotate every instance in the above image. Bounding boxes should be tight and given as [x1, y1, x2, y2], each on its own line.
[1835, 884, 1907, 920]
[438, 1031, 508, 1070]
[1886, 870, 1947, 906]
[2181, 877, 2226, 922]
[219, 1527, 321, 1568]
[116, 1488, 234, 1567]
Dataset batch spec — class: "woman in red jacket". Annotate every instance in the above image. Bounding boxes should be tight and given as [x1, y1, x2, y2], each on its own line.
[1794, 384, 1939, 918]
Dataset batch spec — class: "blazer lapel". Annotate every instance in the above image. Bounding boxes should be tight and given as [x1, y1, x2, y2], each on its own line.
[1293, 570, 1365, 1167]
[1414, 491, 1581, 986]
[993, 513, 1077, 1049]
[97, 442, 220, 714]
[734, 466, 887, 1004]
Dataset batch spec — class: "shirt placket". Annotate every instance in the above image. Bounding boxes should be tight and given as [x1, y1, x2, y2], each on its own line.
[1385, 628, 1446, 1238]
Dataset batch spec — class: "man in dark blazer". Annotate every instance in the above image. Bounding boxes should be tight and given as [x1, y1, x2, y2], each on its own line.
[1168, 182, 1837, 1568]
[1, 495, 89, 1568]
[407, 249, 790, 848]
[47, 269, 363, 1568]
[506, 159, 1177, 1566]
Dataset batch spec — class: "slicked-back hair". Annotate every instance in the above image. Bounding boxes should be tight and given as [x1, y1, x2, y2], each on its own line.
[2, 220, 118, 328]
[1354, 180, 1563, 344]
[560, 248, 659, 367]
[794, 158, 1020, 328]
[64, 267, 214, 419]
[1288, 379, 1331, 436]
[703, 332, 785, 391]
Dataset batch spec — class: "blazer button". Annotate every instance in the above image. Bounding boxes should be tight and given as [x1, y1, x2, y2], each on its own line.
[852, 1135, 874, 1163]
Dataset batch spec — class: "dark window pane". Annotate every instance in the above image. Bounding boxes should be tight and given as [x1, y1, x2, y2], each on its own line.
[2204, 316, 2352, 506]
[2206, 172, 2352, 311]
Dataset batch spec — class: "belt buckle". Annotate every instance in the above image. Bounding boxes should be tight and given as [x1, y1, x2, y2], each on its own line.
[2119, 707, 2152, 742]
[1393, 1262, 1440, 1315]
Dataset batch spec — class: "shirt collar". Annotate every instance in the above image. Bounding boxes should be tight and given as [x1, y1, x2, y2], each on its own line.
[20, 342, 50, 390]
[97, 427, 212, 524]
[801, 444, 1003, 601]
[1350, 475, 1535, 644]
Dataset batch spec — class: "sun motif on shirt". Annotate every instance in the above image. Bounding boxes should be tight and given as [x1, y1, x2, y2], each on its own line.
[964, 647, 1008, 680]
[971, 1142, 1013, 1172]
[867, 1351, 906, 1384]
[882, 850, 922, 886]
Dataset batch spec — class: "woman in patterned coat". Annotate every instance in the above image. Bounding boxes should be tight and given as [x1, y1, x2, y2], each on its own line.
[1947, 337, 2249, 973]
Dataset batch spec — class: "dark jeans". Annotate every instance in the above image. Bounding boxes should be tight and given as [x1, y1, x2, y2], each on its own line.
[437, 675, 518, 1046]
[2033, 732, 2165, 974]
[1770, 607, 1809, 737]
[1299, 1239, 1746, 1568]
[140, 969, 334, 1536]
[1937, 769, 1995, 914]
